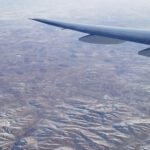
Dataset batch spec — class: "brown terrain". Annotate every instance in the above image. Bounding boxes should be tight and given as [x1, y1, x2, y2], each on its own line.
[0, 0, 150, 149]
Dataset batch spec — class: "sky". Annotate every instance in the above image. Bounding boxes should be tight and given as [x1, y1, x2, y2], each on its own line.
[1, 0, 150, 28]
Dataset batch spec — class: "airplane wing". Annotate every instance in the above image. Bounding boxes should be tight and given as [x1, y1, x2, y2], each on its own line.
[31, 18, 150, 57]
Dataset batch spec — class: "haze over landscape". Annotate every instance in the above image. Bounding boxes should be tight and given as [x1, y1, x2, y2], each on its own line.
[0, 0, 150, 149]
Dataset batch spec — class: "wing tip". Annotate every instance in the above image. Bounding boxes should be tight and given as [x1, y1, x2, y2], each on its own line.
[29, 18, 42, 21]
[29, 18, 58, 25]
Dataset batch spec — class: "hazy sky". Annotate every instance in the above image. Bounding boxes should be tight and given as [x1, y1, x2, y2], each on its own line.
[1, 0, 150, 27]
